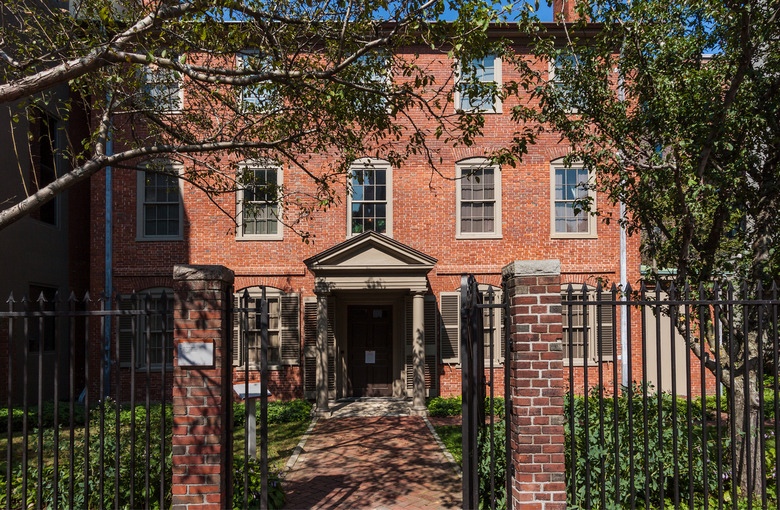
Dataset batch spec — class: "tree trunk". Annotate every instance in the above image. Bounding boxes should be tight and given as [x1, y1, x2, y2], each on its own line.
[730, 372, 764, 499]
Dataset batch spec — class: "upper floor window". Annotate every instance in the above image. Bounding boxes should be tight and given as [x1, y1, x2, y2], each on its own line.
[142, 67, 182, 111]
[549, 54, 585, 113]
[347, 158, 392, 236]
[137, 161, 183, 241]
[118, 288, 175, 370]
[550, 161, 596, 238]
[237, 51, 275, 110]
[233, 287, 300, 368]
[237, 161, 282, 240]
[456, 158, 501, 239]
[457, 55, 502, 113]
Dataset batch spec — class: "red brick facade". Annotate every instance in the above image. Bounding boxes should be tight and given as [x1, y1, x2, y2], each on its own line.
[88, 39, 647, 402]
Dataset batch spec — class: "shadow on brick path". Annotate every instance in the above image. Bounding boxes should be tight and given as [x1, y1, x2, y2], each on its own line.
[283, 416, 462, 509]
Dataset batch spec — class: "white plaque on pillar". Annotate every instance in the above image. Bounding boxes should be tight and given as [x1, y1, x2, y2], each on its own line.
[177, 341, 214, 367]
[365, 350, 376, 364]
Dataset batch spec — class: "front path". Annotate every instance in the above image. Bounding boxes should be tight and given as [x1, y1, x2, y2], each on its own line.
[283, 416, 462, 509]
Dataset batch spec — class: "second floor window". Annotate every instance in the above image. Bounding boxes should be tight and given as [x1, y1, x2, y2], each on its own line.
[143, 67, 182, 111]
[457, 55, 502, 113]
[551, 162, 596, 237]
[456, 158, 501, 239]
[348, 159, 392, 236]
[137, 163, 183, 240]
[237, 163, 282, 240]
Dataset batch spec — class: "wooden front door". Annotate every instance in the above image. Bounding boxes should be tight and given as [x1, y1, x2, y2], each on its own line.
[347, 305, 393, 397]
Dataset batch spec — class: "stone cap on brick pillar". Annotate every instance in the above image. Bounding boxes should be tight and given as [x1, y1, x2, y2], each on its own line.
[501, 259, 561, 278]
[173, 264, 235, 284]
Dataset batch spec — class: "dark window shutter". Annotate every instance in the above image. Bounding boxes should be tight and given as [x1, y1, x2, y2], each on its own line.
[440, 292, 460, 363]
[280, 293, 300, 365]
[232, 294, 241, 366]
[597, 292, 615, 361]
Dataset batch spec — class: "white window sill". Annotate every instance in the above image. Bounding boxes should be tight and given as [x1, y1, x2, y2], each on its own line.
[550, 232, 598, 240]
[456, 232, 503, 240]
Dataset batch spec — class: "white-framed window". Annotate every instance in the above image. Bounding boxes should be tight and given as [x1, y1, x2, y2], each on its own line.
[233, 287, 300, 368]
[440, 284, 505, 366]
[237, 51, 275, 110]
[347, 158, 393, 236]
[236, 161, 282, 240]
[118, 288, 175, 370]
[550, 160, 596, 238]
[136, 161, 184, 241]
[561, 285, 615, 366]
[142, 67, 183, 111]
[549, 54, 584, 113]
[456, 55, 502, 113]
[456, 157, 501, 239]
[351, 53, 391, 113]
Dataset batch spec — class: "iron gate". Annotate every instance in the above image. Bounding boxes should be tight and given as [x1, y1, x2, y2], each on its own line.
[460, 274, 511, 510]
[234, 287, 272, 510]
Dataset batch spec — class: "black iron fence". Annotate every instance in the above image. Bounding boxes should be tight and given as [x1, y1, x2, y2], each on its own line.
[564, 281, 780, 509]
[460, 274, 510, 510]
[0, 291, 172, 509]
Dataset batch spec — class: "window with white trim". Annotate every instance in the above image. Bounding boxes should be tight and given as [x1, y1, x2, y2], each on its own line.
[30, 112, 60, 226]
[137, 162, 183, 240]
[456, 158, 501, 238]
[233, 287, 300, 368]
[237, 162, 282, 240]
[347, 158, 392, 236]
[237, 51, 275, 110]
[549, 54, 585, 113]
[142, 67, 182, 111]
[456, 55, 502, 113]
[550, 161, 596, 237]
[561, 285, 615, 365]
[118, 288, 174, 369]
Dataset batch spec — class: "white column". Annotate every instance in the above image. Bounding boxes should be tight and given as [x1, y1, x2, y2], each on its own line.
[315, 292, 330, 415]
[412, 291, 426, 413]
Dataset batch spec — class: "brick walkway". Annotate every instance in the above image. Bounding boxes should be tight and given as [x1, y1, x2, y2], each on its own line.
[283, 416, 462, 509]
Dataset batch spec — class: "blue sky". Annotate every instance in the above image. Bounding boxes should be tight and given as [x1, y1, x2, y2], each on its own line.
[439, 1, 555, 22]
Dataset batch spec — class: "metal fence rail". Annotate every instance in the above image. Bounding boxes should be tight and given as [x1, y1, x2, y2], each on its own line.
[564, 281, 780, 509]
[0, 291, 172, 510]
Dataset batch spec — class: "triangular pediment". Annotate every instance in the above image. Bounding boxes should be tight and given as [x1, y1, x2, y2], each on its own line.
[304, 231, 437, 272]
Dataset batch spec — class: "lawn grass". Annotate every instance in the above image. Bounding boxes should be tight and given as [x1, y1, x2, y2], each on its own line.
[233, 420, 310, 469]
[434, 425, 463, 465]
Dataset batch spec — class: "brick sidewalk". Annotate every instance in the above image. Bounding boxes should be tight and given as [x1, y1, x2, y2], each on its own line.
[283, 416, 462, 509]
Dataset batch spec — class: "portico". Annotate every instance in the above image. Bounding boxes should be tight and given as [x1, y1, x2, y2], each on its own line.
[303, 231, 436, 416]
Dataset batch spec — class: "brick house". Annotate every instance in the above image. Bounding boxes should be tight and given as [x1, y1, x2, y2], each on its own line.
[87, 20, 650, 412]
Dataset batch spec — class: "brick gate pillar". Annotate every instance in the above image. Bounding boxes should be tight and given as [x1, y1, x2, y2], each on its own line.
[172, 265, 234, 509]
[502, 260, 566, 510]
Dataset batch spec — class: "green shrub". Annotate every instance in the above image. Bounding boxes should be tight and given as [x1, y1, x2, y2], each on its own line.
[233, 457, 286, 509]
[478, 420, 507, 510]
[0, 402, 87, 433]
[233, 399, 312, 426]
[426, 395, 505, 418]
[427, 396, 462, 417]
[0, 400, 173, 509]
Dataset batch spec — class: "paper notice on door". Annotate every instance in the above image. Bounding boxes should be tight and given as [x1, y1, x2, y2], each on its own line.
[365, 350, 376, 364]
